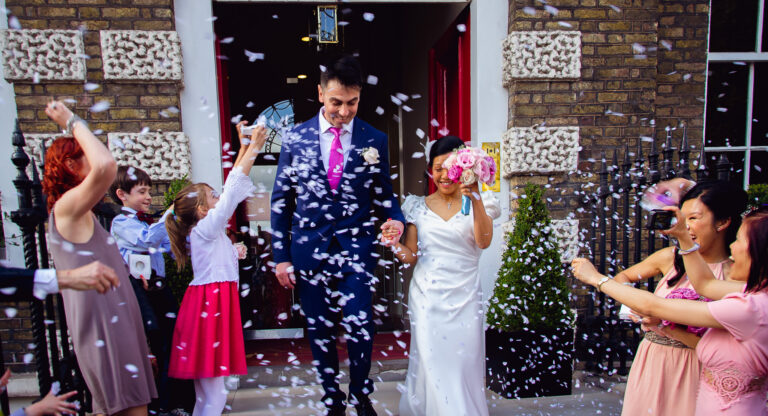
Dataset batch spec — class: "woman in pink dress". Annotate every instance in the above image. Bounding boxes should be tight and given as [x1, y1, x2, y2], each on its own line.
[611, 181, 746, 415]
[573, 205, 768, 415]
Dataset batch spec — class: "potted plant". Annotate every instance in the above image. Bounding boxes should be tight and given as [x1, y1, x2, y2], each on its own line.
[485, 183, 575, 398]
[162, 175, 194, 305]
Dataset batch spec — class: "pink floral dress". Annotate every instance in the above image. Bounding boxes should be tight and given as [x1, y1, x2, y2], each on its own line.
[695, 290, 768, 415]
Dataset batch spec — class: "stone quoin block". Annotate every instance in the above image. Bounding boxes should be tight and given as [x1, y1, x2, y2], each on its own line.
[22, 133, 58, 176]
[501, 126, 579, 176]
[100, 30, 182, 81]
[0, 29, 86, 81]
[501, 218, 580, 263]
[107, 131, 190, 180]
[502, 31, 581, 85]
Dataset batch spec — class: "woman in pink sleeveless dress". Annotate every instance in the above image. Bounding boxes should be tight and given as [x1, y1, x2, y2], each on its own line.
[573, 205, 768, 415]
[607, 182, 746, 415]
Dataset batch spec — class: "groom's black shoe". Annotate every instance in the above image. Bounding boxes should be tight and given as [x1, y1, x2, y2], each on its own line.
[352, 397, 377, 416]
[326, 405, 346, 416]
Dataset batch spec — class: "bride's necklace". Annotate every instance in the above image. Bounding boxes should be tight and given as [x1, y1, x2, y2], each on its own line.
[438, 195, 461, 208]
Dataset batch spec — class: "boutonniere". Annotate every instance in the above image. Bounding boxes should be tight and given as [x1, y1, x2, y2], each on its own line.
[362, 147, 380, 165]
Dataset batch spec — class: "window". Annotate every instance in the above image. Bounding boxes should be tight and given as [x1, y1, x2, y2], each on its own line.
[704, 0, 768, 187]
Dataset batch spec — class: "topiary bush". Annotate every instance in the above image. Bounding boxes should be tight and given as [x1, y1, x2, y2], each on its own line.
[486, 183, 574, 332]
[162, 175, 193, 305]
[747, 183, 768, 209]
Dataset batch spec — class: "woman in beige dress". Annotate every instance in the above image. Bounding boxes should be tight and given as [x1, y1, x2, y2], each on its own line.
[42, 100, 156, 416]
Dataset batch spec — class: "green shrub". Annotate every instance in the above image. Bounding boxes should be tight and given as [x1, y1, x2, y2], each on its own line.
[163, 175, 193, 304]
[747, 183, 768, 209]
[486, 183, 574, 332]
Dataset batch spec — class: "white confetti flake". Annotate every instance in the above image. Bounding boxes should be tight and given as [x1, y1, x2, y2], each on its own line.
[90, 100, 110, 113]
[220, 37, 234, 44]
[523, 7, 537, 16]
[84, 83, 100, 91]
[244, 50, 264, 62]
[366, 75, 378, 85]
[363, 12, 375, 22]
[456, 24, 467, 32]
[23, 353, 33, 364]
[5, 307, 17, 318]
[95, 340, 105, 347]
[375, 106, 384, 115]
[125, 364, 139, 373]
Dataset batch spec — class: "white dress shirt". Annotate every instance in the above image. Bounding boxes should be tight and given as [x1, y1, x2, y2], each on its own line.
[33, 269, 58, 299]
[189, 168, 256, 286]
[318, 107, 354, 172]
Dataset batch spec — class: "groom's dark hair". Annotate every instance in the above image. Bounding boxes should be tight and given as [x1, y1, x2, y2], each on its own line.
[320, 54, 364, 89]
[429, 135, 466, 168]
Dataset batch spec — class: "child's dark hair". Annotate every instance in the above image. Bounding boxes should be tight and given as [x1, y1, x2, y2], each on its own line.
[165, 183, 210, 271]
[668, 180, 747, 287]
[320, 54, 363, 89]
[428, 135, 465, 168]
[109, 166, 152, 205]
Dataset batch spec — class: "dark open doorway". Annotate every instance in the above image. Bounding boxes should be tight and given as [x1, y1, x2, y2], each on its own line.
[212, 2, 469, 341]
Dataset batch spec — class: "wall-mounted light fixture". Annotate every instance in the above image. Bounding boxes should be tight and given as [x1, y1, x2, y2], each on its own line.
[317, 5, 338, 44]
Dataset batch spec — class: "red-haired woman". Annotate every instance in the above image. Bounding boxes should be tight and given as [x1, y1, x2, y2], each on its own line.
[42, 101, 155, 416]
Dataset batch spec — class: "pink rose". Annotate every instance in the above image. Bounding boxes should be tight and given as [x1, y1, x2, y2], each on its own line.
[455, 150, 476, 169]
[473, 159, 492, 184]
[447, 165, 463, 182]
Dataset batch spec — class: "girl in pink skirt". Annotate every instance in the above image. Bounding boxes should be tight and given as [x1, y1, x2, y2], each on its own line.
[165, 122, 266, 416]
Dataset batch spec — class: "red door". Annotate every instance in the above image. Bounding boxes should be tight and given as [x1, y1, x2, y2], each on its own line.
[428, 9, 471, 193]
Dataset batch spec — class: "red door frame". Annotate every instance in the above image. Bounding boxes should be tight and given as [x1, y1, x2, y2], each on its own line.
[428, 9, 471, 193]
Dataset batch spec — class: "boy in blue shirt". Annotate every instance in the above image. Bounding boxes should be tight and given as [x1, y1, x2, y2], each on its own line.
[110, 166, 191, 416]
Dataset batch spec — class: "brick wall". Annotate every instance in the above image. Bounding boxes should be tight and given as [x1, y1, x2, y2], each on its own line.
[506, 0, 708, 226]
[2, 0, 180, 372]
[505, 0, 709, 311]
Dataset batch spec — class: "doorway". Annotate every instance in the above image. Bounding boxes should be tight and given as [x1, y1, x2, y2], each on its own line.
[212, 2, 469, 342]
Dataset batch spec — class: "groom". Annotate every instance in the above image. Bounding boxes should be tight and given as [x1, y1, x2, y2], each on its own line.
[271, 54, 405, 416]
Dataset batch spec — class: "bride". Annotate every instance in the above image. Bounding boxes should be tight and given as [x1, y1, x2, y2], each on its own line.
[382, 136, 500, 416]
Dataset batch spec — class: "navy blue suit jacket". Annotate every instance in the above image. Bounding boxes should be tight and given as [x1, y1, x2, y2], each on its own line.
[270, 115, 405, 274]
[0, 265, 36, 301]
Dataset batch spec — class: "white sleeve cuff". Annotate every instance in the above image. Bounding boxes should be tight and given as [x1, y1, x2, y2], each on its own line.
[33, 269, 59, 299]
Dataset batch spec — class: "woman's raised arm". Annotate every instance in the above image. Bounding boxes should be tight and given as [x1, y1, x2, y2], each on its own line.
[47, 101, 116, 235]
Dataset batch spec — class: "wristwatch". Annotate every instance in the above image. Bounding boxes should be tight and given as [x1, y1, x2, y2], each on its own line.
[63, 114, 84, 137]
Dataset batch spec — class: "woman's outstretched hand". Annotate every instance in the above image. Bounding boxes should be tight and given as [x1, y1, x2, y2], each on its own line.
[571, 258, 602, 286]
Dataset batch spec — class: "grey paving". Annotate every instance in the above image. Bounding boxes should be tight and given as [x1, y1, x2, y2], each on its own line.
[225, 366, 626, 416]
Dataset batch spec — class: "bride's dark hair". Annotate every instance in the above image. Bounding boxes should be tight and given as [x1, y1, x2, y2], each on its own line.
[428, 135, 465, 168]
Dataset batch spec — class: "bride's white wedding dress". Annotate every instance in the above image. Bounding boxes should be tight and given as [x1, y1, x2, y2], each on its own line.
[398, 192, 501, 416]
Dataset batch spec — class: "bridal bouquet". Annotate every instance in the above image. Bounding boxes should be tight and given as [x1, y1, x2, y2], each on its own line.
[442, 146, 497, 215]
[662, 288, 711, 335]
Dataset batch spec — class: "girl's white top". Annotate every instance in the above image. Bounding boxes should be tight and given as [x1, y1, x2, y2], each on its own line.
[189, 168, 255, 286]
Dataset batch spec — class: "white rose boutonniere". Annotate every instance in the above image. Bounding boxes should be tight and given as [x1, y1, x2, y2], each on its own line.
[362, 147, 380, 164]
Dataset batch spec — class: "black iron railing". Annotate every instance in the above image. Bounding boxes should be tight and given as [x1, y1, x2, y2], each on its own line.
[577, 124, 733, 375]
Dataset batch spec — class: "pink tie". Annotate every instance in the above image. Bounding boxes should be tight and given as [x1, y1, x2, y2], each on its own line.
[328, 127, 343, 190]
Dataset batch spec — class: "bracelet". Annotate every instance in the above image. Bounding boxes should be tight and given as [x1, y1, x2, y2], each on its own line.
[677, 242, 700, 256]
[63, 114, 84, 137]
[596, 276, 611, 292]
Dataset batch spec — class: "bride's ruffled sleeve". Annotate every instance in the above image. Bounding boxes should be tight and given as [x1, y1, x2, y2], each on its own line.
[481, 191, 501, 220]
[401, 195, 420, 224]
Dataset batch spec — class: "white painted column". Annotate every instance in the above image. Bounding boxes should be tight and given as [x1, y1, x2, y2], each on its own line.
[0, 0, 23, 266]
[174, 0, 223, 189]
[470, 0, 509, 309]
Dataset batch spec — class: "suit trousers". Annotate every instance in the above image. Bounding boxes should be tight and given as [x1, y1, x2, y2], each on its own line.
[297, 238, 376, 407]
